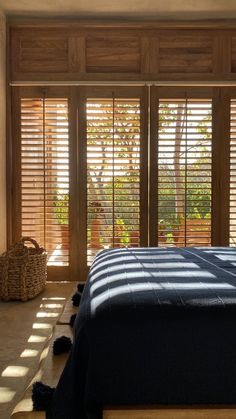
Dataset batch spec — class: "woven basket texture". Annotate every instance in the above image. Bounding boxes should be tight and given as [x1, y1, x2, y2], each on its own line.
[0, 237, 47, 301]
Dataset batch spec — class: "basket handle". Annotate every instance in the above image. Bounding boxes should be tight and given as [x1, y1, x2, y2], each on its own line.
[21, 237, 40, 250]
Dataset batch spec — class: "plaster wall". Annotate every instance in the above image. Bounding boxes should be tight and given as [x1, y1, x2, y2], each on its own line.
[0, 12, 6, 252]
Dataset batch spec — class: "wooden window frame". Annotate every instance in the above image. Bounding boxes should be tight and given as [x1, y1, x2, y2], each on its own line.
[150, 86, 229, 247]
[77, 86, 149, 279]
[9, 86, 148, 281]
[10, 86, 77, 281]
[8, 84, 235, 281]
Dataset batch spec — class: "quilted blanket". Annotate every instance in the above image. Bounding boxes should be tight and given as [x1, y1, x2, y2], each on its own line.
[47, 247, 236, 419]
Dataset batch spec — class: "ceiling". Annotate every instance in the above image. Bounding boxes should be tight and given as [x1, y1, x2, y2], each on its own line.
[1, 0, 236, 19]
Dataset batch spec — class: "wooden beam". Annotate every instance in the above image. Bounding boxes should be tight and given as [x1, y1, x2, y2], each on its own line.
[68, 37, 86, 74]
[103, 407, 236, 419]
[8, 19, 236, 30]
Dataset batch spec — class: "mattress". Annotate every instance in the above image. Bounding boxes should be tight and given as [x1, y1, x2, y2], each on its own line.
[47, 247, 236, 419]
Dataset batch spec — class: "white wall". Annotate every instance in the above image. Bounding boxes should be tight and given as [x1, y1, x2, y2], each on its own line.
[0, 12, 6, 252]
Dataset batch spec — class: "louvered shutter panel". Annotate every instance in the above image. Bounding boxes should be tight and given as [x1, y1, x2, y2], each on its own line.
[21, 97, 69, 265]
[157, 98, 212, 246]
[86, 98, 141, 265]
[230, 99, 236, 245]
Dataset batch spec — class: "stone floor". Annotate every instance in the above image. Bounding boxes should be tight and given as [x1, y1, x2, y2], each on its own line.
[0, 282, 75, 419]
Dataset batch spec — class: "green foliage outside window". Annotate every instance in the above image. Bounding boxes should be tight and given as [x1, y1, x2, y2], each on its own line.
[53, 193, 69, 225]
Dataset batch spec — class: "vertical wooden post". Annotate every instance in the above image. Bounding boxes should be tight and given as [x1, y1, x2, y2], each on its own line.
[149, 86, 158, 247]
[76, 87, 88, 281]
[212, 88, 230, 245]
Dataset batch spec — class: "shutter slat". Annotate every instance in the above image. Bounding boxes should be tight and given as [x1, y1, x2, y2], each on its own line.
[86, 98, 141, 265]
[230, 100, 236, 245]
[21, 98, 70, 266]
[157, 98, 212, 247]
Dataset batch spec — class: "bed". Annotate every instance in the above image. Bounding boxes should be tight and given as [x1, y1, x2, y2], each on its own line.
[47, 247, 236, 419]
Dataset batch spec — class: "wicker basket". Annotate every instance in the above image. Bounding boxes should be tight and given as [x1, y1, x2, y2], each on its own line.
[0, 237, 47, 301]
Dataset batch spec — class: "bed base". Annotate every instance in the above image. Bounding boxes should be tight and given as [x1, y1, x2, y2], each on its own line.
[103, 406, 236, 419]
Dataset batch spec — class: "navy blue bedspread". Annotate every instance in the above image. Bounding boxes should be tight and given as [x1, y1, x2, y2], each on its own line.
[47, 247, 236, 419]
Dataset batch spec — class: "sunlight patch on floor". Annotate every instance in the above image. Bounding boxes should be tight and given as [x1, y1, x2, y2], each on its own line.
[32, 323, 52, 330]
[20, 349, 39, 358]
[40, 303, 63, 309]
[36, 311, 59, 318]
[1, 366, 29, 378]
[27, 335, 47, 343]
[0, 387, 16, 403]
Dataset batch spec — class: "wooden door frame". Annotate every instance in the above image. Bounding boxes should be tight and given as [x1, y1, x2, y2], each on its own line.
[8, 85, 149, 282]
[149, 86, 227, 247]
[78, 86, 149, 280]
[9, 86, 77, 281]
[9, 84, 235, 282]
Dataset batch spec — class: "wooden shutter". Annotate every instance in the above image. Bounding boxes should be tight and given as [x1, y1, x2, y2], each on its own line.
[230, 99, 236, 245]
[21, 96, 69, 265]
[151, 92, 212, 247]
[86, 96, 143, 265]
